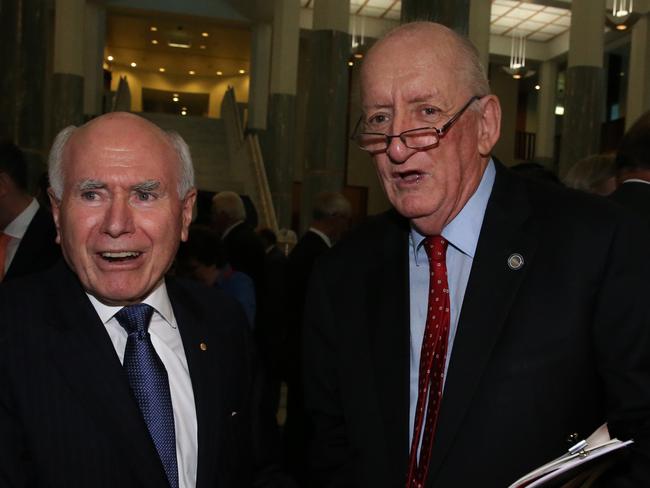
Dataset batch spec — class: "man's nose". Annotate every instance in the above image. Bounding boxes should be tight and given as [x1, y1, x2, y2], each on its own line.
[101, 196, 135, 237]
[386, 133, 417, 164]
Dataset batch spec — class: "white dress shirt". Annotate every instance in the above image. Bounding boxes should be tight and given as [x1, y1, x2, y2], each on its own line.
[2, 198, 39, 273]
[87, 281, 198, 488]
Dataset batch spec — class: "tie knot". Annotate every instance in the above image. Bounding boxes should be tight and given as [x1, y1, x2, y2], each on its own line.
[115, 303, 154, 336]
[424, 236, 448, 263]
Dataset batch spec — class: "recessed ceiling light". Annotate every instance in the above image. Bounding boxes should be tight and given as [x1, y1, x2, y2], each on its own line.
[534, 84, 540, 90]
[216, 71, 223, 76]
[199, 44, 206, 49]
[151, 39, 158, 45]
[159, 67, 166, 72]
[150, 26, 157, 32]
[173, 96, 179, 102]
[238, 69, 245, 74]
[201, 32, 209, 37]
[348, 61, 354, 66]
[107, 55, 114, 61]
[181, 110, 187, 116]
[189, 70, 195, 75]
[130, 62, 137, 68]
[168, 41, 191, 49]
[353, 53, 363, 59]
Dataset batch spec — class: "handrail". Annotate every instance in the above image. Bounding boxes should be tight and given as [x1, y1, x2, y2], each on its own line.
[221, 87, 278, 231]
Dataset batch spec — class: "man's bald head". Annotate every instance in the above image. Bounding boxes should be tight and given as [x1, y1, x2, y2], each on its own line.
[362, 22, 490, 101]
[48, 112, 194, 200]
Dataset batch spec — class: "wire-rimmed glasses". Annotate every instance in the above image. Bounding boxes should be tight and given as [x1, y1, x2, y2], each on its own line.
[351, 95, 482, 154]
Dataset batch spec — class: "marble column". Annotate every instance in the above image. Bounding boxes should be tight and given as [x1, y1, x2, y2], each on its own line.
[83, 2, 106, 118]
[625, 13, 650, 129]
[401, 0, 470, 35]
[0, 0, 48, 153]
[249, 23, 272, 132]
[52, 0, 85, 136]
[300, 0, 350, 231]
[266, 0, 300, 230]
[535, 60, 558, 170]
[469, 0, 491, 72]
[558, 0, 606, 178]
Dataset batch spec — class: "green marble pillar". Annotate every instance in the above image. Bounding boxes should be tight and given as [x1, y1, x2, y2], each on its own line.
[401, 0, 470, 35]
[559, 66, 605, 177]
[0, 0, 47, 151]
[300, 29, 350, 230]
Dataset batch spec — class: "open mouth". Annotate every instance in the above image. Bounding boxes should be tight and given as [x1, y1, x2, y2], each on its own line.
[100, 251, 142, 262]
[396, 170, 423, 183]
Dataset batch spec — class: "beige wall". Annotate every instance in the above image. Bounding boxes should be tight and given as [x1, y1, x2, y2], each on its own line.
[110, 68, 249, 117]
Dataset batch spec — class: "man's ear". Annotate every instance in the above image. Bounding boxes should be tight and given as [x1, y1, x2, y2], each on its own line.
[476, 95, 501, 157]
[47, 189, 62, 244]
[180, 188, 197, 242]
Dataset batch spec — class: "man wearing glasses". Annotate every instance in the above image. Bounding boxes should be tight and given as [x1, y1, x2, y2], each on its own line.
[302, 22, 650, 488]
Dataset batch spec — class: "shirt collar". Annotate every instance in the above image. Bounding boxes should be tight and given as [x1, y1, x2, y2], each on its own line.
[3, 198, 39, 239]
[622, 178, 650, 185]
[410, 159, 496, 261]
[222, 220, 244, 239]
[308, 227, 332, 248]
[87, 279, 176, 329]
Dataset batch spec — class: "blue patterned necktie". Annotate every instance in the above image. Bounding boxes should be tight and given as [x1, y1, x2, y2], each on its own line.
[115, 304, 179, 488]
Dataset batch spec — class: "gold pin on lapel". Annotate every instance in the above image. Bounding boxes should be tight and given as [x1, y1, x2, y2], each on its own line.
[199, 342, 208, 351]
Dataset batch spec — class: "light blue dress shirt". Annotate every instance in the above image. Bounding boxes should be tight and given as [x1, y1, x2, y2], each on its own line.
[408, 160, 495, 446]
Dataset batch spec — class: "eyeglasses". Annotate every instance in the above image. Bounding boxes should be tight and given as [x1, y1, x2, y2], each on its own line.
[351, 95, 481, 153]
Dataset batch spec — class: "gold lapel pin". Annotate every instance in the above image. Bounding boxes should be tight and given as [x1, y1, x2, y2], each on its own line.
[199, 342, 208, 351]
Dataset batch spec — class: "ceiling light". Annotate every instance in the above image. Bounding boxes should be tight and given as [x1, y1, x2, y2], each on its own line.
[150, 26, 158, 32]
[199, 45, 206, 49]
[555, 105, 565, 116]
[151, 39, 158, 45]
[181, 110, 187, 116]
[107, 55, 114, 61]
[168, 41, 191, 49]
[159, 67, 165, 72]
[189, 70, 195, 75]
[353, 53, 363, 59]
[348, 61, 354, 66]
[502, 32, 535, 80]
[535, 84, 540, 90]
[616, 24, 628, 30]
[238, 69, 245, 74]
[216, 71, 223, 76]
[201, 32, 209, 37]
[130, 62, 137, 68]
[173, 96, 179, 102]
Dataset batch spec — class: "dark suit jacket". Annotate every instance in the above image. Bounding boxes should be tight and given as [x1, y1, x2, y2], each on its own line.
[223, 221, 266, 294]
[0, 261, 273, 488]
[303, 163, 650, 487]
[4, 205, 60, 281]
[609, 181, 650, 222]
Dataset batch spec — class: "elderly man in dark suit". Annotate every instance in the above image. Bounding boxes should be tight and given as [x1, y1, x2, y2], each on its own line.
[610, 110, 650, 222]
[0, 142, 60, 282]
[302, 22, 650, 488]
[0, 113, 280, 487]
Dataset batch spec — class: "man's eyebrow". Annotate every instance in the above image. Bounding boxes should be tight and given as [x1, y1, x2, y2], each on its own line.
[78, 179, 105, 191]
[132, 180, 161, 192]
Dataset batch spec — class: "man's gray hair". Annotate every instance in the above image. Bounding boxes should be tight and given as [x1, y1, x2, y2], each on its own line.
[47, 124, 195, 200]
[212, 191, 246, 222]
[312, 191, 352, 221]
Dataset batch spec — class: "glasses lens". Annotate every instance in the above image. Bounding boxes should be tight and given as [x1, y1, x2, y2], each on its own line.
[402, 128, 438, 149]
[357, 133, 387, 152]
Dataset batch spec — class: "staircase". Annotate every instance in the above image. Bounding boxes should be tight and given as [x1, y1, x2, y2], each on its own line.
[139, 89, 277, 230]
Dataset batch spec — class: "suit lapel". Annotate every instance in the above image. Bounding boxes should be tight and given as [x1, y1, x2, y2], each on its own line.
[428, 164, 540, 480]
[167, 278, 235, 488]
[366, 211, 412, 477]
[44, 262, 169, 486]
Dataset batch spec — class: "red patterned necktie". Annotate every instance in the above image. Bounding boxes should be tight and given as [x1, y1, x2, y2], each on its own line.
[406, 236, 450, 488]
